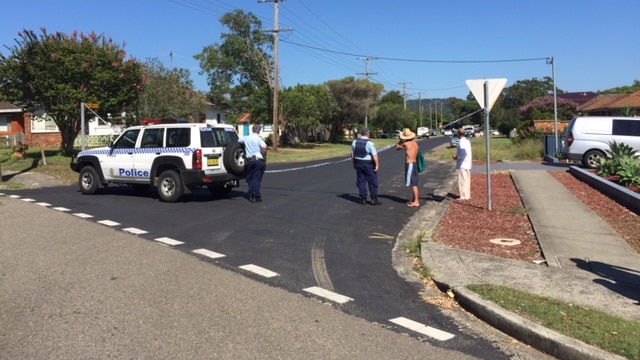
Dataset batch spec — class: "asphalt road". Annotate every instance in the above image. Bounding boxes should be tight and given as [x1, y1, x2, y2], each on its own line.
[1, 137, 546, 359]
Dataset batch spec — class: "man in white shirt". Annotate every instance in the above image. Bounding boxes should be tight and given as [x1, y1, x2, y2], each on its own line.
[453, 128, 472, 200]
[238, 124, 267, 202]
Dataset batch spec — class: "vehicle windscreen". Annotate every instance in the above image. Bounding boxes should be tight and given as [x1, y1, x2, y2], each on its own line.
[200, 127, 239, 147]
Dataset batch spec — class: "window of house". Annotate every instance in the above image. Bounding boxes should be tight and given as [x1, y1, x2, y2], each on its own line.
[0, 116, 10, 132]
[31, 111, 59, 132]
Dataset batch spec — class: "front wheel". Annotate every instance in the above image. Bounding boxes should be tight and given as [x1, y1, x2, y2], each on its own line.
[157, 170, 184, 202]
[79, 166, 100, 195]
[582, 150, 605, 169]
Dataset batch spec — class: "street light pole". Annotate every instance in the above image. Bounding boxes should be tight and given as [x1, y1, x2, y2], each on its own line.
[548, 56, 559, 156]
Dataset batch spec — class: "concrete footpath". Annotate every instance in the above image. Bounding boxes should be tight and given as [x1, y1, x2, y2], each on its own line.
[420, 161, 640, 360]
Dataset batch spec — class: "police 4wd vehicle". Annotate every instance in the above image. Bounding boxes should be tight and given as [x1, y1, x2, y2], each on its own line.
[70, 123, 246, 202]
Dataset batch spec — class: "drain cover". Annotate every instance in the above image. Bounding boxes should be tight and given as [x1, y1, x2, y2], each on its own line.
[489, 238, 521, 246]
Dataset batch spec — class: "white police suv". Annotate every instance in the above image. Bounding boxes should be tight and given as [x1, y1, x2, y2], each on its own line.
[70, 123, 246, 202]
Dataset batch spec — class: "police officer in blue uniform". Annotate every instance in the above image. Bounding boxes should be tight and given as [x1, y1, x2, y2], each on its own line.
[239, 124, 268, 202]
[351, 128, 381, 205]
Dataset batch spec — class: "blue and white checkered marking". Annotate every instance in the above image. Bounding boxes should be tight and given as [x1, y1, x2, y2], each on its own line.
[78, 147, 195, 157]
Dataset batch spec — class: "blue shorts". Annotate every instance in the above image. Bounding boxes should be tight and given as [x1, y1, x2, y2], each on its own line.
[405, 163, 419, 187]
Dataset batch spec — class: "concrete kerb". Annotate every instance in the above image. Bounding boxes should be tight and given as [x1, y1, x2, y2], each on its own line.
[454, 287, 627, 360]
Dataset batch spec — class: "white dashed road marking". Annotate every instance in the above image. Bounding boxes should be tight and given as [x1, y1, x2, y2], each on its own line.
[21, 198, 36, 202]
[97, 220, 121, 227]
[8, 194, 20, 198]
[122, 227, 148, 235]
[52, 207, 70, 212]
[192, 248, 226, 259]
[73, 213, 94, 219]
[239, 264, 279, 278]
[35, 202, 51, 207]
[154, 237, 184, 246]
[389, 317, 455, 341]
[303, 286, 353, 304]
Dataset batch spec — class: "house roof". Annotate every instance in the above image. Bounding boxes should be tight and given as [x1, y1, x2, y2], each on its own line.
[0, 101, 23, 113]
[556, 92, 598, 105]
[237, 113, 251, 124]
[578, 93, 628, 111]
[606, 90, 640, 108]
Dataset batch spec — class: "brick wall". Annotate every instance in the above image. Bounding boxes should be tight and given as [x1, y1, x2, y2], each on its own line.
[533, 120, 570, 134]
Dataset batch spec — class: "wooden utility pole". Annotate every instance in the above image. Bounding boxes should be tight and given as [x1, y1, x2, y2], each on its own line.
[357, 57, 377, 129]
[398, 82, 411, 110]
[259, 0, 290, 151]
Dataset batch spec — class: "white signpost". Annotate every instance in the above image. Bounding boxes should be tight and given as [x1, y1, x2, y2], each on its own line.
[465, 79, 507, 211]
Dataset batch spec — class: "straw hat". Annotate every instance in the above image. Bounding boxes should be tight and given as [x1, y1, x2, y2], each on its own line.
[399, 128, 416, 140]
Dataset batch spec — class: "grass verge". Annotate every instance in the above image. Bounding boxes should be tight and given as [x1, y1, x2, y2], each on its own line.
[430, 136, 544, 162]
[468, 284, 640, 359]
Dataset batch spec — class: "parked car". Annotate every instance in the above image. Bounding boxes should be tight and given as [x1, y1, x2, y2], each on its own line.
[417, 127, 430, 138]
[491, 130, 500, 136]
[562, 116, 640, 169]
[391, 130, 402, 139]
[449, 133, 472, 147]
[443, 129, 453, 136]
[70, 123, 246, 202]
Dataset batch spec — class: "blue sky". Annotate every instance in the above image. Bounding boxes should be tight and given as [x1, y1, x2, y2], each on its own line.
[2, 0, 638, 100]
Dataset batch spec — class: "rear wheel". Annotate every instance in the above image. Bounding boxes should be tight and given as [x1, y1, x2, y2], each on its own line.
[157, 170, 183, 202]
[79, 166, 100, 195]
[582, 150, 605, 169]
[223, 142, 246, 177]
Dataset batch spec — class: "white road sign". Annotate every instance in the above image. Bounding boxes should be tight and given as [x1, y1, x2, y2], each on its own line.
[465, 78, 507, 111]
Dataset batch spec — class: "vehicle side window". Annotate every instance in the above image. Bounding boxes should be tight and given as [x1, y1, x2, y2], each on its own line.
[112, 129, 140, 149]
[166, 128, 191, 147]
[211, 128, 239, 147]
[199, 127, 217, 147]
[141, 128, 165, 148]
[612, 120, 640, 136]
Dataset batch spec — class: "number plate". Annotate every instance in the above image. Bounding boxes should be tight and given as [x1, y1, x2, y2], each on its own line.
[207, 158, 220, 166]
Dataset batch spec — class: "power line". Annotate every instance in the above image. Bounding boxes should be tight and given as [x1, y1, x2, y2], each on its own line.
[281, 39, 549, 64]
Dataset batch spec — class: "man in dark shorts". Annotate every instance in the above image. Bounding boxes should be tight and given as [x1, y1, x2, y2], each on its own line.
[396, 128, 420, 207]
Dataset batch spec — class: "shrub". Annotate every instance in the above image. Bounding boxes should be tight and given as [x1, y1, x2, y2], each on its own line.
[598, 141, 640, 186]
[617, 157, 640, 187]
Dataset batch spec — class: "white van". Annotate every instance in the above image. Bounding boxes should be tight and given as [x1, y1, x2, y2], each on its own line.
[562, 116, 640, 169]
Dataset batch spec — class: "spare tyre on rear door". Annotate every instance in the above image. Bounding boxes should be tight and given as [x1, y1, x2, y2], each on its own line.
[224, 141, 246, 176]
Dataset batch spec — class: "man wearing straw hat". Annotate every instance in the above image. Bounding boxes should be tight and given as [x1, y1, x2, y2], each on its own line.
[396, 128, 420, 207]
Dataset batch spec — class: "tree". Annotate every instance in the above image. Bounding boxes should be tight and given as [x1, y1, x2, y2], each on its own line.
[194, 10, 273, 119]
[373, 103, 414, 134]
[518, 96, 577, 121]
[500, 77, 559, 110]
[379, 90, 404, 106]
[280, 84, 338, 143]
[601, 80, 640, 94]
[325, 77, 383, 142]
[138, 58, 204, 122]
[0, 28, 143, 155]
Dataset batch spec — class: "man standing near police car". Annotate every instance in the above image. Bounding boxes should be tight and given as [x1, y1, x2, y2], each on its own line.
[239, 124, 267, 202]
